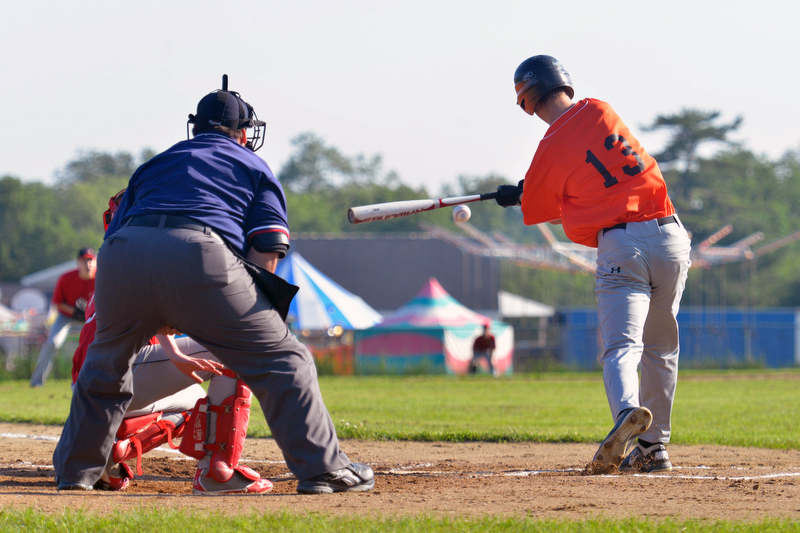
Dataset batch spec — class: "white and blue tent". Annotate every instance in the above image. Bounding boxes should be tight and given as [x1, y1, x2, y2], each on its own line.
[275, 252, 382, 330]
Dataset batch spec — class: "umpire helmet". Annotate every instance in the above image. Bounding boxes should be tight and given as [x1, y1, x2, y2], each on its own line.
[513, 55, 574, 115]
[188, 75, 267, 152]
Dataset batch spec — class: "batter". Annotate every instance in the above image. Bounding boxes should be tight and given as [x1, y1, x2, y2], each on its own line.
[495, 55, 692, 473]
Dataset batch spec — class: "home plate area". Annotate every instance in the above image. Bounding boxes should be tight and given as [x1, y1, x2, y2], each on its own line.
[1, 425, 800, 520]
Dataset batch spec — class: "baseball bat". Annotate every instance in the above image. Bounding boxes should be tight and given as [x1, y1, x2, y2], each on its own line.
[348, 192, 498, 224]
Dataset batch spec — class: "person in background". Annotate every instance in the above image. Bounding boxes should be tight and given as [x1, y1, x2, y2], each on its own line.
[470, 324, 496, 376]
[30, 247, 96, 387]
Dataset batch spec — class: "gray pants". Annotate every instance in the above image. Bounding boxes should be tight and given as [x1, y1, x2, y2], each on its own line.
[595, 217, 691, 444]
[124, 336, 215, 417]
[30, 312, 81, 387]
[53, 225, 350, 485]
[1, 336, 23, 371]
[471, 350, 494, 375]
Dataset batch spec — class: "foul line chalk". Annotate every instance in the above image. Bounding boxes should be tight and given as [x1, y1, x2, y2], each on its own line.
[0, 432, 59, 442]
[382, 467, 800, 482]
[3, 432, 799, 482]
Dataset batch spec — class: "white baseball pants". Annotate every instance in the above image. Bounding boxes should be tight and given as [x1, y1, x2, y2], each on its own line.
[595, 216, 691, 444]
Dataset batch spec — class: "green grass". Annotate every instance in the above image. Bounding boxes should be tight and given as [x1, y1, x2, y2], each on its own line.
[321, 370, 800, 448]
[1, 509, 800, 533]
[5, 369, 800, 448]
[4, 370, 800, 531]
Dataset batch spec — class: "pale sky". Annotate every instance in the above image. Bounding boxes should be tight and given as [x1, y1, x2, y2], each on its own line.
[2, 1, 798, 193]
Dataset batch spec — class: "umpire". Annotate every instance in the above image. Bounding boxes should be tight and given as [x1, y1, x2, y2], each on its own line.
[53, 77, 374, 494]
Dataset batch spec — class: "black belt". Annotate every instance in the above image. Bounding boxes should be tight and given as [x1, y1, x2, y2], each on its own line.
[603, 215, 677, 235]
[124, 214, 211, 234]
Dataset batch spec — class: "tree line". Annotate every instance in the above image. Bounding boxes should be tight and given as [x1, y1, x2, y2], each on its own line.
[2, 110, 800, 307]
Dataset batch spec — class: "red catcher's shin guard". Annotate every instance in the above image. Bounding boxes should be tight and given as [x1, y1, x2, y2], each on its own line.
[206, 380, 252, 483]
[178, 398, 210, 460]
[112, 412, 187, 476]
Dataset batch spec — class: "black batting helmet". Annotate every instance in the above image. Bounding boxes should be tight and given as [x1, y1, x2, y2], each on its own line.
[187, 75, 267, 152]
[513, 55, 574, 115]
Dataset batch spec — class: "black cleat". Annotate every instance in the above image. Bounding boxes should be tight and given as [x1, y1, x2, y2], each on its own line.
[296, 463, 375, 494]
[620, 443, 673, 473]
[56, 477, 94, 491]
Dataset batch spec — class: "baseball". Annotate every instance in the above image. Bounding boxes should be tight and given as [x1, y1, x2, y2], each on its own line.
[453, 205, 471, 223]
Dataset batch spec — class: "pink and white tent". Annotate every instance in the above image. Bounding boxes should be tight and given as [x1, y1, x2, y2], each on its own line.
[354, 278, 514, 375]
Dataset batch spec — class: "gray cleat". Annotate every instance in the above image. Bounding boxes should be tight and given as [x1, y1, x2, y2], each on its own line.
[592, 406, 653, 470]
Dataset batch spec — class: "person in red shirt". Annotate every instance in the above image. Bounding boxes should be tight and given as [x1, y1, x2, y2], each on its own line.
[495, 56, 692, 474]
[470, 324, 496, 376]
[30, 248, 96, 387]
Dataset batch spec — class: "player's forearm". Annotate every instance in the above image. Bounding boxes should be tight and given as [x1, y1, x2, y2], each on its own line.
[246, 249, 279, 273]
[155, 334, 180, 359]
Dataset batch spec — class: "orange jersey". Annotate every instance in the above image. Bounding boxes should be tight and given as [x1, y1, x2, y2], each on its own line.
[521, 98, 674, 248]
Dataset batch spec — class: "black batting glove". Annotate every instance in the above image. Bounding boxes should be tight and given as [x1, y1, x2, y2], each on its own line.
[495, 180, 524, 207]
[71, 308, 86, 322]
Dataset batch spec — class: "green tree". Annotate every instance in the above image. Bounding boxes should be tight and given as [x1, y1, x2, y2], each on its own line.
[286, 182, 433, 234]
[57, 150, 138, 183]
[643, 109, 742, 207]
[0, 150, 153, 281]
[0, 177, 81, 281]
[54, 149, 152, 236]
[279, 132, 432, 232]
[4, 129, 800, 307]
[58, 176, 130, 235]
[280, 133, 400, 193]
[677, 146, 800, 307]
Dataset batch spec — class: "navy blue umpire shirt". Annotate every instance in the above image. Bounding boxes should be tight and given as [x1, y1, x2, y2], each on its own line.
[106, 133, 290, 256]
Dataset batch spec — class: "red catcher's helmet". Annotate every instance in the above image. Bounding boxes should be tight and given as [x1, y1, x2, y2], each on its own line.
[103, 189, 126, 231]
[513, 55, 574, 115]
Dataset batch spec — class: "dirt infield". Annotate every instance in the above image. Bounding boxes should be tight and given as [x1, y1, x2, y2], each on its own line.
[1, 422, 799, 521]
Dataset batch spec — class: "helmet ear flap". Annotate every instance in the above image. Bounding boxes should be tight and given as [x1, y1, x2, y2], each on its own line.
[518, 93, 536, 116]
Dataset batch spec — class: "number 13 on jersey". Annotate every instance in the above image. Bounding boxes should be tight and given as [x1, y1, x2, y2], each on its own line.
[585, 133, 646, 188]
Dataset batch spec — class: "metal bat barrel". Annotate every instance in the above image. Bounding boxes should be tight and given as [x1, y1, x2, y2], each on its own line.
[348, 192, 497, 224]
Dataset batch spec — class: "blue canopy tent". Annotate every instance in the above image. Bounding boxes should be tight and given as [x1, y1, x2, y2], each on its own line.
[275, 252, 382, 331]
